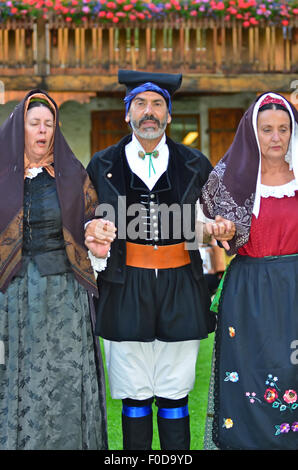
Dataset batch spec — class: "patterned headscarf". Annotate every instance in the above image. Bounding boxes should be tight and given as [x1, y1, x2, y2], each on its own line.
[0, 89, 98, 294]
[199, 92, 298, 255]
[23, 92, 56, 178]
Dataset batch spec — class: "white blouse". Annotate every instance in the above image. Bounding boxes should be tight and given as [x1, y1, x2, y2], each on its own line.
[260, 179, 298, 199]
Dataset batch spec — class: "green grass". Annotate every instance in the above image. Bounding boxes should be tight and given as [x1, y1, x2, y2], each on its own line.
[100, 333, 215, 450]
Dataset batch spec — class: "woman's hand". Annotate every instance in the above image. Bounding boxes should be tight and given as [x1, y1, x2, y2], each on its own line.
[204, 215, 236, 251]
[85, 219, 117, 258]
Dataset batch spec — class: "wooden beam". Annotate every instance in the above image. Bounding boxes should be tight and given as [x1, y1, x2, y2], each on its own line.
[138, 28, 147, 69]
[181, 74, 298, 93]
[35, 18, 47, 75]
[188, 28, 197, 69]
[118, 28, 126, 68]
[1, 73, 298, 94]
[155, 28, 164, 69]
[102, 29, 110, 70]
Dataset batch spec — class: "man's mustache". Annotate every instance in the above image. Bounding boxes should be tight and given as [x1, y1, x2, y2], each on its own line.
[138, 115, 161, 127]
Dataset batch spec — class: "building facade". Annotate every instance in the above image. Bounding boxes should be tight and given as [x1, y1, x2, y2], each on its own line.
[0, 14, 297, 167]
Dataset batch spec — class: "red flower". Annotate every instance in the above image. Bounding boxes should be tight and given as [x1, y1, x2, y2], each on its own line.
[106, 1, 116, 9]
[3, 0, 298, 26]
[217, 2, 225, 11]
[264, 388, 278, 404]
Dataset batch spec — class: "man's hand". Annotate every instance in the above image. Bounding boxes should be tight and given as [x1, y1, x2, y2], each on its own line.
[85, 219, 117, 258]
[204, 215, 236, 251]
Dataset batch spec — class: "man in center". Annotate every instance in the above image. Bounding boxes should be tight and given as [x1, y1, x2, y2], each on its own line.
[85, 70, 217, 450]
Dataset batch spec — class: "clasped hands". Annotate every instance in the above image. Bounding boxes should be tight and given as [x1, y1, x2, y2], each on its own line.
[85, 219, 117, 258]
[84, 214, 235, 257]
[204, 215, 236, 250]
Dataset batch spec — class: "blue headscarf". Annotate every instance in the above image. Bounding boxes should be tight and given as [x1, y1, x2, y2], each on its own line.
[124, 82, 172, 116]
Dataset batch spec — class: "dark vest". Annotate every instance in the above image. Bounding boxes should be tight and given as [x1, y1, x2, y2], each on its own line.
[123, 150, 194, 246]
[87, 135, 213, 285]
[17, 170, 71, 277]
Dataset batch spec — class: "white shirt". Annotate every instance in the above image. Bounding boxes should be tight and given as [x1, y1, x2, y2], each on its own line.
[125, 133, 169, 190]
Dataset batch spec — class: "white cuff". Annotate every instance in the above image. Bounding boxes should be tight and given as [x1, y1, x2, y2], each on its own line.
[88, 249, 110, 272]
[196, 199, 214, 223]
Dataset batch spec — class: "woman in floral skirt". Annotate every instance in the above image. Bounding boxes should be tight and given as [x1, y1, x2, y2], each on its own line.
[0, 90, 108, 450]
[201, 92, 298, 450]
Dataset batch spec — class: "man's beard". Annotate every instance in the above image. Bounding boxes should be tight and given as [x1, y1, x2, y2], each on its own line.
[129, 113, 168, 140]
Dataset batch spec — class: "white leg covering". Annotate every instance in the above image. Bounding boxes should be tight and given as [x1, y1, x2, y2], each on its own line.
[103, 339, 200, 400]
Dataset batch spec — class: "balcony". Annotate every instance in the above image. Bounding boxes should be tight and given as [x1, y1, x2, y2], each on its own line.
[0, 17, 298, 93]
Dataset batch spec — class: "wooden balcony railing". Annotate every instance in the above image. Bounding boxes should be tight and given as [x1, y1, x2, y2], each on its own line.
[0, 17, 298, 77]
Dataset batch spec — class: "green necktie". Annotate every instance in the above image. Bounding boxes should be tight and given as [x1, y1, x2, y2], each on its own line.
[138, 150, 159, 178]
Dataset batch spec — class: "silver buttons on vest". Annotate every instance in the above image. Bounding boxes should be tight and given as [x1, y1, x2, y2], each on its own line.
[140, 193, 159, 245]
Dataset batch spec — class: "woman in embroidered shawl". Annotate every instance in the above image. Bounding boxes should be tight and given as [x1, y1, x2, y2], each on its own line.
[201, 92, 298, 450]
[0, 90, 108, 450]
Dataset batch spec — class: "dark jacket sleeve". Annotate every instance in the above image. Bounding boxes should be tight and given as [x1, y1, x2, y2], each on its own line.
[86, 153, 100, 192]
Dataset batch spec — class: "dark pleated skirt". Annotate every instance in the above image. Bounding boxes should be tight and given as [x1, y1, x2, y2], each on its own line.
[95, 265, 215, 342]
[210, 255, 298, 450]
[0, 261, 107, 450]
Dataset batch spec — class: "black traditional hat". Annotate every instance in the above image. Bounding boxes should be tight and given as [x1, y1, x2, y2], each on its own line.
[118, 69, 182, 115]
[118, 69, 182, 96]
